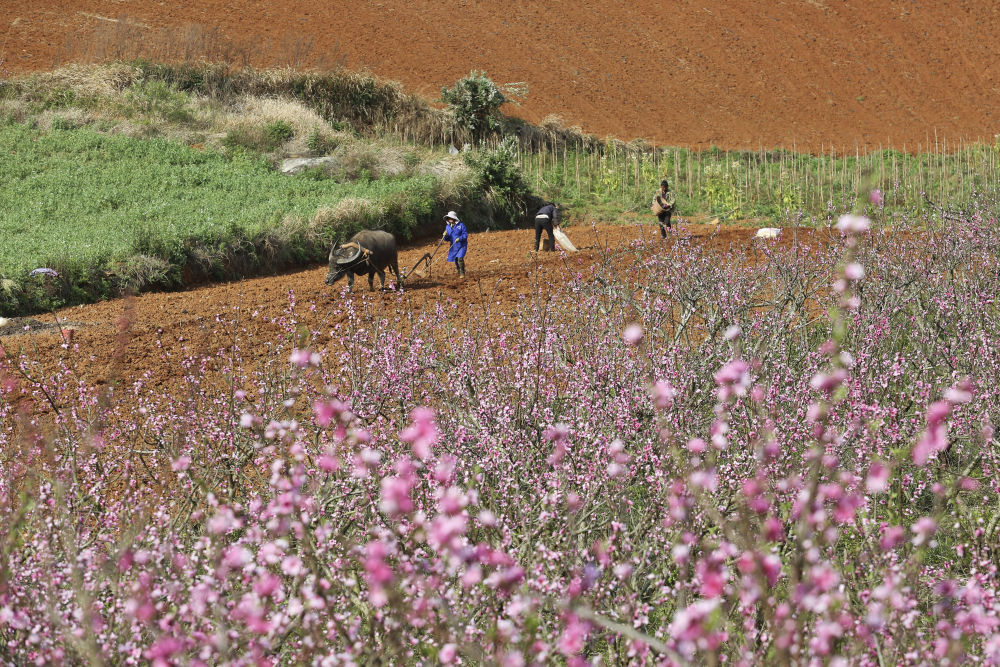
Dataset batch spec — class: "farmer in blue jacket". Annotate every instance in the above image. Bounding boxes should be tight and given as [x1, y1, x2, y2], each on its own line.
[442, 211, 468, 278]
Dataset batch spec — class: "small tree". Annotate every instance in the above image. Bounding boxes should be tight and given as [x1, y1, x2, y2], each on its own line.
[441, 71, 527, 141]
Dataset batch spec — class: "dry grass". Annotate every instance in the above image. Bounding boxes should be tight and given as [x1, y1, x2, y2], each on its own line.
[420, 156, 476, 201]
[57, 19, 342, 71]
[221, 95, 350, 153]
[313, 197, 381, 228]
[10, 62, 138, 100]
[35, 107, 94, 131]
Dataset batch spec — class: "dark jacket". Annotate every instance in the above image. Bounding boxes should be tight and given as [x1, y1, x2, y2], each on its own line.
[535, 204, 559, 226]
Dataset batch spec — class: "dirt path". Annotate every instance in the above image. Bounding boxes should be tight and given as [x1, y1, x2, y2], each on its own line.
[1, 222, 826, 393]
[4, 1, 998, 151]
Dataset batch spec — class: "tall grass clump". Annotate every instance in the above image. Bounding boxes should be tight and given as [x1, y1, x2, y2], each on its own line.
[3, 194, 1000, 663]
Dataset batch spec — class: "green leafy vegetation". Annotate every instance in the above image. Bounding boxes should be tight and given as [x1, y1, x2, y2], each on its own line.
[0, 122, 445, 315]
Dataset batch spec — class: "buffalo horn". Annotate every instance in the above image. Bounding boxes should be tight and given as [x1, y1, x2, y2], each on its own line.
[335, 241, 363, 265]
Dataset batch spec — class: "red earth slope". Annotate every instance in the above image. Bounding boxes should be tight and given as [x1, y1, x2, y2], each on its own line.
[4, 0, 998, 151]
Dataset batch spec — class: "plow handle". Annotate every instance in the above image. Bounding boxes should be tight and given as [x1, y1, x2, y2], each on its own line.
[402, 238, 447, 279]
[429, 237, 445, 259]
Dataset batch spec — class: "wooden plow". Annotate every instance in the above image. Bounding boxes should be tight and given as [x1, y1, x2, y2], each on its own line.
[400, 238, 445, 281]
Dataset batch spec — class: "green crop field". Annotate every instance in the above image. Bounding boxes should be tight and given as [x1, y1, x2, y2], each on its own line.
[0, 122, 431, 278]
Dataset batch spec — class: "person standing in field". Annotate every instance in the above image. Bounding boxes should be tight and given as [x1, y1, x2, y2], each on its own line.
[533, 202, 559, 252]
[442, 211, 468, 278]
[653, 179, 676, 237]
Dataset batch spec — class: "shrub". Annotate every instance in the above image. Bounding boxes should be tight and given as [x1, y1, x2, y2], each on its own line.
[123, 79, 192, 123]
[265, 119, 294, 146]
[306, 127, 340, 155]
[463, 136, 530, 226]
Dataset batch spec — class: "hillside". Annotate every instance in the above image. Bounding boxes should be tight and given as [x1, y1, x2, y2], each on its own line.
[3, 0, 999, 150]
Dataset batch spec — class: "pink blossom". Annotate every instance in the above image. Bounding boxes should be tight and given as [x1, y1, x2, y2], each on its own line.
[623, 323, 643, 346]
[222, 545, 252, 569]
[380, 461, 416, 516]
[696, 557, 728, 598]
[429, 515, 468, 552]
[317, 449, 339, 472]
[866, 462, 890, 493]
[809, 564, 840, 592]
[835, 214, 871, 233]
[762, 554, 782, 586]
[651, 380, 676, 409]
[289, 348, 312, 367]
[687, 438, 707, 454]
[670, 598, 719, 642]
[913, 423, 948, 466]
[281, 555, 304, 577]
[253, 573, 281, 598]
[558, 614, 590, 656]
[400, 407, 438, 460]
[844, 262, 865, 280]
[912, 517, 938, 546]
[764, 517, 786, 542]
[462, 564, 482, 588]
[959, 477, 980, 491]
[926, 400, 952, 426]
[145, 636, 184, 664]
[880, 525, 906, 550]
[364, 541, 393, 607]
[714, 359, 749, 387]
[543, 423, 570, 443]
[439, 486, 469, 515]
[439, 644, 458, 663]
[944, 382, 973, 404]
[809, 368, 847, 394]
[313, 400, 336, 426]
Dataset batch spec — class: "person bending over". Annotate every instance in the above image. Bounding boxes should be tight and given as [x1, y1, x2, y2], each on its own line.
[534, 202, 559, 251]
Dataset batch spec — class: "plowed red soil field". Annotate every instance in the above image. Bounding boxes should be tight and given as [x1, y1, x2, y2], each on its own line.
[0, 223, 825, 391]
[4, 0, 998, 151]
[1, 1, 990, 392]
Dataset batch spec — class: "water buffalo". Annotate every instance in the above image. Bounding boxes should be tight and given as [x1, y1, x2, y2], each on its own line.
[325, 230, 402, 292]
